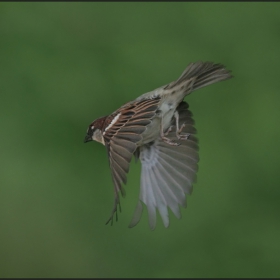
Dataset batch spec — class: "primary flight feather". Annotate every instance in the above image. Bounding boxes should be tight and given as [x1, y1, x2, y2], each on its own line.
[84, 61, 232, 229]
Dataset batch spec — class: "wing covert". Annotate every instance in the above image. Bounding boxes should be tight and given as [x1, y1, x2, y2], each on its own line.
[103, 98, 161, 225]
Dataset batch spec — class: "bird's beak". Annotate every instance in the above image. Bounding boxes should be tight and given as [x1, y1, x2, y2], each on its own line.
[84, 135, 92, 143]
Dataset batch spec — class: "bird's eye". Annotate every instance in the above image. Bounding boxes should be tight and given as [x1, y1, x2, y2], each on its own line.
[86, 125, 95, 137]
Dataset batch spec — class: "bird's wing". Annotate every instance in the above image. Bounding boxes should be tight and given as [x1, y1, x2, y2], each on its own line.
[103, 97, 161, 225]
[129, 101, 199, 230]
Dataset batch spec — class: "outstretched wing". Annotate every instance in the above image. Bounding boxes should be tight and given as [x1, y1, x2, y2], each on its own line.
[129, 101, 199, 230]
[102, 97, 161, 225]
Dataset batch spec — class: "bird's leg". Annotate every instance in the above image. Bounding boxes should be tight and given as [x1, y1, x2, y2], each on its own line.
[164, 125, 174, 136]
[174, 111, 190, 140]
[160, 116, 180, 146]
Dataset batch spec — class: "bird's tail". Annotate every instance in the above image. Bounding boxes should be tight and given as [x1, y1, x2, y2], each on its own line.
[164, 61, 233, 95]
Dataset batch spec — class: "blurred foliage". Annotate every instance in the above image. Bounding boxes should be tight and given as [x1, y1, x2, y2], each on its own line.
[0, 2, 280, 278]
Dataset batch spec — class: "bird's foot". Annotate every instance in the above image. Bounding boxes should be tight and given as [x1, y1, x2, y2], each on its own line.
[161, 135, 181, 146]
[176, 132, 190, 140]
[160, 117, 180, 146]
[164, 125, 174, 136]
[176, 123, 190, 140]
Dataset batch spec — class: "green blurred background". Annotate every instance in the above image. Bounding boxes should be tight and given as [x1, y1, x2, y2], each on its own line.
[1, 2, 280, 278]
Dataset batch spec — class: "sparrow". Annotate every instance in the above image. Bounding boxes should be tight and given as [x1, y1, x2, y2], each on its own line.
[84, 61, 232, 230]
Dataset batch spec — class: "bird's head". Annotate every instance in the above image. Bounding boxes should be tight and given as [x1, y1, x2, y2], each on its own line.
[84, 116, 106, 145]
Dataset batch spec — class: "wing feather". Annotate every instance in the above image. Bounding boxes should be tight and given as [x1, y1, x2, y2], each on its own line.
[103, 97, 161, 225]
[129, 101, 199, 229]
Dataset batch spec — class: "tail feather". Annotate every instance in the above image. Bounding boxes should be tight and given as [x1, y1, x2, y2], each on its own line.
[164, 61, 232, 93]
[135, 61, 232, 102]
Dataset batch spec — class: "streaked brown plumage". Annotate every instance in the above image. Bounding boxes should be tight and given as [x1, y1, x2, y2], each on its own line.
[84, 61, 233, 229]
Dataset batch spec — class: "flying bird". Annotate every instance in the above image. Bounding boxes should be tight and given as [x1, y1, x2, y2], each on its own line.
[84, 61, 232, 230]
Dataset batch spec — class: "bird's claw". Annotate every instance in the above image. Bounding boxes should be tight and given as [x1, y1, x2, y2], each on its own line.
[161, 136, 181, 146]
[176, 122, 190, 140]
[176, 132, 190, 140]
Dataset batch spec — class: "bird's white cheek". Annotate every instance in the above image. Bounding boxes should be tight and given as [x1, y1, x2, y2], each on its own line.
[93, 130, 105, 145]
[98, 136, 105, 145]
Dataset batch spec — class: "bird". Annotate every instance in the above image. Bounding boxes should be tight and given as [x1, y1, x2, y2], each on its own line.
[84, 61, 232, 230]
